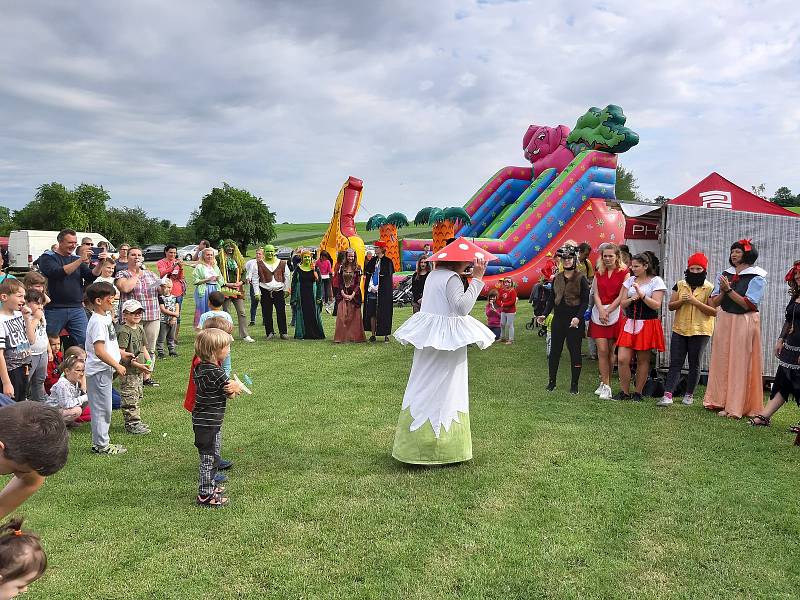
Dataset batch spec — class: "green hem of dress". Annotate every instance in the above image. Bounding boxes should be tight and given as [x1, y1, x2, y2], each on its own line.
[391, 407, 472, 465]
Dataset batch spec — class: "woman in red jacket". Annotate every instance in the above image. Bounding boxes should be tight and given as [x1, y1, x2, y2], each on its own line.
[498, 276, 518, 345]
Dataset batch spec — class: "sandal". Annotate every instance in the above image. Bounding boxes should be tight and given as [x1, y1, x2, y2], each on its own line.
[749, 415, 771, 427]
[196, 493, 229, 508]
[789, 423, 800, 434]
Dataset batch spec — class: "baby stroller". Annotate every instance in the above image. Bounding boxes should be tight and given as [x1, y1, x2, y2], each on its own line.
[392, 275, 414, 307]
[525, 281, 552, 337]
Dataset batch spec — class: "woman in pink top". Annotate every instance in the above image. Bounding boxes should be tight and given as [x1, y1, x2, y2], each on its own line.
[317, 250, 334, 312]
[156, 244, 186, 341]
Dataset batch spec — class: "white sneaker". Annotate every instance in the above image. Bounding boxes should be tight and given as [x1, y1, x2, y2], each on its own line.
[682, 395, 694, 406]
[598, 384, 612, 400]
[243, 336, 255, 343]
[594, 383, 604, 396]
[656, 396, 673, 407]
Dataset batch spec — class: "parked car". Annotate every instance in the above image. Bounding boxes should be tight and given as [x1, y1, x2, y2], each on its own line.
[178, 244, 199, 261]
[276, 246, 293, 260]
[142, 244, 167, 261]
[10, 230, 115, 272]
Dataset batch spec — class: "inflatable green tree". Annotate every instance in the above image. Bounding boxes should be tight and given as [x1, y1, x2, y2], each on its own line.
[566, 105, 639, 154]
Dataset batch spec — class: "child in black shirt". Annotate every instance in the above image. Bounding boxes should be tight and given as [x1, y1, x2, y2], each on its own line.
[191, 328, 242, 507]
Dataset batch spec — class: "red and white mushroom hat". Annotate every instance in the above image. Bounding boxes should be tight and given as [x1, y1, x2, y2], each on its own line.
[426, 237, 499, 263]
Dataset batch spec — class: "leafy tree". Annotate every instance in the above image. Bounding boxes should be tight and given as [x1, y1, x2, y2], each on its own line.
[771, 186, 797, 207]
[14, 183, 85, 230]
[615, 166, 641, 202]
[105, 207, 153, 247]
[652, 195, 670, 205]
[73, 184, 110, 232]
[751, 183, 767, 199]
[13, 182, 111, 233]
[0, 207, 14, 236]
[190, 183, 276, 253]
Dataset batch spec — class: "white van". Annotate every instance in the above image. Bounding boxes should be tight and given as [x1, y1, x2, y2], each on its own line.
[8, 230, 116, 271]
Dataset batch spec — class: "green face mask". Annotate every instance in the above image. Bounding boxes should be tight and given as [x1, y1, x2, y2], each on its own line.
[301, 255, 312, 268]
[264, 245, 276, 261]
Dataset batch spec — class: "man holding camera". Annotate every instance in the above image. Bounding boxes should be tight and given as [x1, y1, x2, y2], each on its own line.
[38, 229, 105, 348]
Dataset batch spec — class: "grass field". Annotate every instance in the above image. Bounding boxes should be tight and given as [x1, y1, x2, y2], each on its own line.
[273, 222, 434, 250]
[16, 277, 800, 599]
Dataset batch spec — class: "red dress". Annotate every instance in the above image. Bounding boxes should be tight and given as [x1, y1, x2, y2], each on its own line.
[588, 268, 627, 339]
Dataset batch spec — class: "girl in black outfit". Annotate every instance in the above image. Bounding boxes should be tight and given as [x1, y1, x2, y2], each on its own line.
[538, 246, 590, 394]
[750, 260, 800, 427]
[410, 257, 431, 313]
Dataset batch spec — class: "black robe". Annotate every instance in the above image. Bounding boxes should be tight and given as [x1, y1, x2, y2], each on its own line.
[363, 256, 394, 336]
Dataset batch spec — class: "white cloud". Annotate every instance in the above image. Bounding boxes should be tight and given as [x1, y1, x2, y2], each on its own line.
[0, 0, 798, 228]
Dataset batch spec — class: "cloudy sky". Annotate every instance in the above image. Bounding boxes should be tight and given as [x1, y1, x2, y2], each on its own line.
[1, 0, 798, 225]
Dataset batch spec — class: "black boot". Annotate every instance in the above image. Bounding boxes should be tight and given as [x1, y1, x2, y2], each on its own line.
[570, 365, 581, 395]
[546, 380, 556, 392]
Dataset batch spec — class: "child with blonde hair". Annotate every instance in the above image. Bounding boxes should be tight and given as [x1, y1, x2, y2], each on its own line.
[190, 328, 242, 507]
[45, 355, 87, 425]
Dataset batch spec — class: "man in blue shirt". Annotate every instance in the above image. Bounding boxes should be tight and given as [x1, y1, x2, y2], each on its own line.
[37, 229, 105, 348]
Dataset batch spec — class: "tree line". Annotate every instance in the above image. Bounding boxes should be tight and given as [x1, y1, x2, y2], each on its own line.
[0, 182, 277, 251]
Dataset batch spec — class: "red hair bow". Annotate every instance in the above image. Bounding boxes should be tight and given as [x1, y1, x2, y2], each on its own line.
[737, 238, 752, 252]
[786, 261, 800, 282]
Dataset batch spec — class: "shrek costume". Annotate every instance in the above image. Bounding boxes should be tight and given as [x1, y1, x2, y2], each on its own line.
[255, 245, 291, 339]
[290, 252, 325, 339]
[217, 240, 253, 341]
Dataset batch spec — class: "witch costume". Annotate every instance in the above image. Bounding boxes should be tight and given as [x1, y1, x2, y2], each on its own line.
[290, 253, 325, 340]
[391, 238, 496, 465]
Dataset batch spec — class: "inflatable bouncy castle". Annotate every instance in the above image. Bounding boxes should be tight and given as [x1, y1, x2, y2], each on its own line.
[402, 105, 639, 297]
[319, 105, 639, 297]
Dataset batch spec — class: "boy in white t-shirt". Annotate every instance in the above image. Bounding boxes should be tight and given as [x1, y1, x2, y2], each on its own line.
[0, 279, 35, 401]
[84, 281, 127, 455]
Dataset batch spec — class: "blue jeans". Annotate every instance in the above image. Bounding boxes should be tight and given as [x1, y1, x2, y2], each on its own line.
[249, 285, 258, 324]
[45, 306, 88, 348]
[175, 295, 183, 325]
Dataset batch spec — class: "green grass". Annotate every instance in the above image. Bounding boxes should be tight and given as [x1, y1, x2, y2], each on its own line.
[786, 207, 800, 214]
[16, 281, 800, 599]
[273, 222, 433, 250]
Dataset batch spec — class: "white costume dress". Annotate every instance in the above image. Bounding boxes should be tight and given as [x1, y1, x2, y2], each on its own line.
[392, 268, 495, 464]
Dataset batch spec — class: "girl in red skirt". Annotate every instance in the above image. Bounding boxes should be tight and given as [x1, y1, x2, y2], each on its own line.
[614, 253, 666, 401]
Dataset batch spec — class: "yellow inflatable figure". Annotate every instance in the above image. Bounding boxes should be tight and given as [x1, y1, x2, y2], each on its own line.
[318, 176, 366, 269]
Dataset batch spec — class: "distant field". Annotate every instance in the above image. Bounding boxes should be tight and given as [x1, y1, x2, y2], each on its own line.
[788, 207, 800, 214]
[273, 222, 433, 249]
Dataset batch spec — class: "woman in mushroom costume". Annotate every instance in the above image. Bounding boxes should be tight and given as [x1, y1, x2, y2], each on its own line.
[391, 237, 497, 465]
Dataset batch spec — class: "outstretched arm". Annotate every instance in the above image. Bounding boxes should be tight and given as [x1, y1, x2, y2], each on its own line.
[0, 472, 45, 519]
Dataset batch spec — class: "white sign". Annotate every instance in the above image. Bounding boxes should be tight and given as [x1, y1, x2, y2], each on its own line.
[699, 190, 732, 209]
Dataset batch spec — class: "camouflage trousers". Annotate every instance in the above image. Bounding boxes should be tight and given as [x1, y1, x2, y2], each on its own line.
[119, 372, 143, 425]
